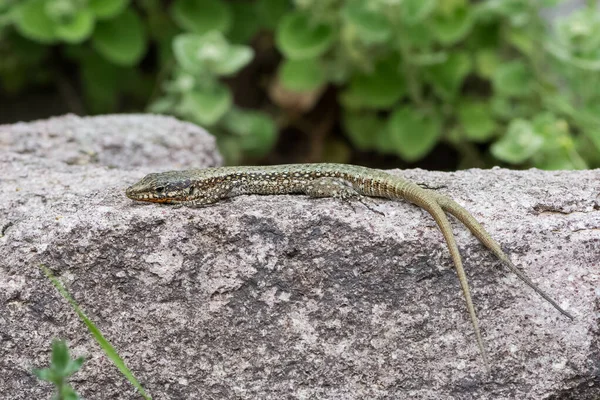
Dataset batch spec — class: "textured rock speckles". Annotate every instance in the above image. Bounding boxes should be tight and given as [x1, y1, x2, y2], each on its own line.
[0, 115, 599, 399]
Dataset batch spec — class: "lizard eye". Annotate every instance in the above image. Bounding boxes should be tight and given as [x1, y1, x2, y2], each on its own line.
[155, 186, 165, 193]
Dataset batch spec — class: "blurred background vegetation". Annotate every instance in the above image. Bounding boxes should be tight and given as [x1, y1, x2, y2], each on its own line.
[0, 0, 599, 170]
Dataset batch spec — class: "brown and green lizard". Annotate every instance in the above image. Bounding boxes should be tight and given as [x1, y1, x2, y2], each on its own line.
[125, 163, 574, 372]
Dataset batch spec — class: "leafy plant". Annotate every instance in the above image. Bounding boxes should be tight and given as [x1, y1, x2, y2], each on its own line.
[267, 0, 600, 168]
[150, 30, 276, 163]
[13, 0, 137, 51]
[39, 264, 151, 399]
[32, 339, 84, 400]
[0, 0, 599, 168]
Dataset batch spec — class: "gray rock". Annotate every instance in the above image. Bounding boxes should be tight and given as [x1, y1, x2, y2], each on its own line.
[0, 113, 222, 170]
[0, 115, 598, 399]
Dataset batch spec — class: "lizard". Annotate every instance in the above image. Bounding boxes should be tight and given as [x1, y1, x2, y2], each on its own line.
[125, 163, 574, 372]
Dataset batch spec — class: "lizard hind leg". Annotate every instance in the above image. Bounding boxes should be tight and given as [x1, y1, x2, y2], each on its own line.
[304, 177, 384, 215]
[304, 177, 359, 200]
[304, 177, 360, 214]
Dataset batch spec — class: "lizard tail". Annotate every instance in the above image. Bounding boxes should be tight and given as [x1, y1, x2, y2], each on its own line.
[399, 184, 491, 373]
[433, 192, 574, 320]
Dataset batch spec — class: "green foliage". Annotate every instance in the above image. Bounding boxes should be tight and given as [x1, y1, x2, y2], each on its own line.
[1, 0, 600, 167]
[279, 58, 326, 91]
[423, 52, 472, 100]
[221, 108, 277, 158]
[13, 0, 132, 44]
[430, 0, 474, 45]
[492, 60, 534, 98]
[458, 100, 496, 142]
[173, 32, 253, 76]
[33, 339, 84, 400]
[171, 0, 231, 35]
[388, 106, 443, 162]
[39, 265, 152, 400]
[276, 11, 334, 59]
[40, 264, 151, 400]
[491, 119, 544, 164]
[92, 9, 146, 66]
[342, 1, 392, 44]
[148, 30, 273, 159]
[341, 56, 406, 109]
[228, 2, 260, 44]
[89, 0, 129, 19]
[180, 83, 232, 125]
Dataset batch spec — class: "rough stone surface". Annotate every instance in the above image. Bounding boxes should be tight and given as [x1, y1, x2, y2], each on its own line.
[0, 113, 222, 171]
[0, 115, 599, 400]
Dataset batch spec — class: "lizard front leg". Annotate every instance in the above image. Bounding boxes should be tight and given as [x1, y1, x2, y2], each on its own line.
[186, 182, 240, 207]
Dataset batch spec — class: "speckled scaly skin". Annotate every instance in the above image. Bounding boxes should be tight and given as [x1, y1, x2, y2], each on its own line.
[126, 163, 574, 372]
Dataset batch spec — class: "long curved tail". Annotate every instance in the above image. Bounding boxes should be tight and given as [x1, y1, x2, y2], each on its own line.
[396, 183, 491, 372]
[433, 192, 574, 320]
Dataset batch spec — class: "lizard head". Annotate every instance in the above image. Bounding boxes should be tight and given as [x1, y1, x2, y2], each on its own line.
[126, 171, 195, 204]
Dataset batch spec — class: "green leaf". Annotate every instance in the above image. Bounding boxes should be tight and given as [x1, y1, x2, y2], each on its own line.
[341, 56, 406, 109]
[490, 119, 543, 164]
[507, 28, 534, 56]
[491, 96, 535, 120]
[173, 33, 212, 74]
[54, 9, 94, 43]
[458, 100, 496, 141]
[555, 9, 600, 57]
[51, 339, 70, 372]
[401, 0, 437, 25]
[223, 109, 277, 157]
[576, 135, 600, 168]
[89, 0, 128, 19]
[64, 357, 85, 376]
[577, 110, 600, 152]
[256, 0, 290, 30]
[212, 45, 253, 76]
[544, 40, 600, 71]
[163, 70, 197, 93]
[402, 23, 434, 47]
[474, 48, 500, 78]
[467, 18, 500, 48]
[32, 367, 55, 382]
[375, 126, 396, 154]
[81, 53, 121, 113]
[217, 136, 243, 165]
[228, 1, 260, 44]
[492, 60, 533, 97]
[147, 96, 178, 114]
[279, 58, 326, 92]
[173, 32, 253, 76]
[424, 51, 471, 100]
[171, 0, 231, 35]
[14, 0, 56, 43]
[431, 4, 473, 45]
[61, 385, 80, 400]
[343, 1, 392, 44]
[92, 9, 147, 66]
[180, 84, 232, 125]
[276, 11, 334, 59]
[410, 51, 448, 66]
[342, 112, 385, 151]
[489, 0, 531, 27]
[43, 0, 78, 23]
[530, 113, 580, 170]
[38, 265, 151, 400]
[387, 106, 442, 162]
